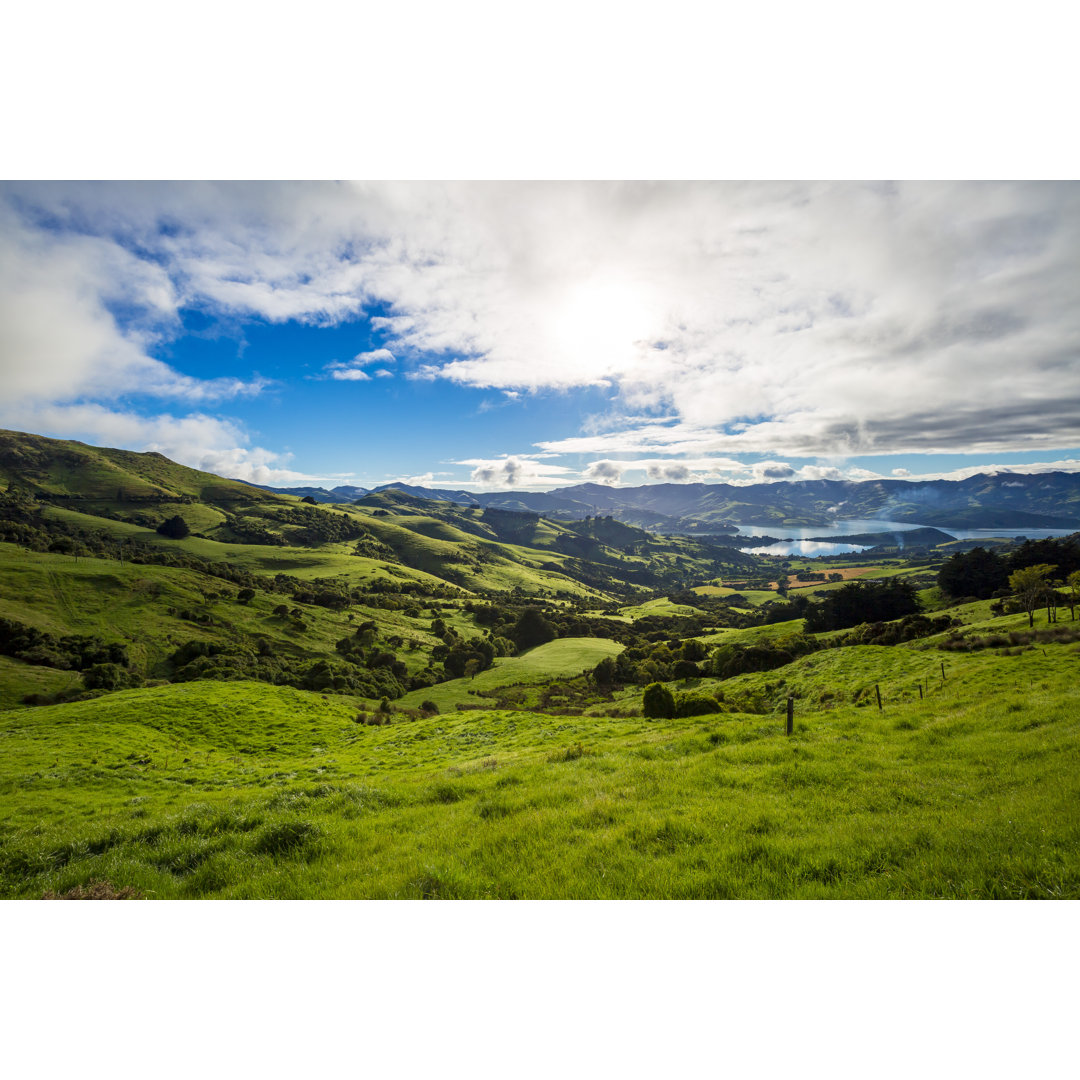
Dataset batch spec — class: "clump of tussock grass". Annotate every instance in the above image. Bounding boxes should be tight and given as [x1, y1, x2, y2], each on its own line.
[429, 782, 467, 804]
[251, 820, 321, 857]
[476, 797, 516, 819]
[410, 869, 464, 899]
[547, 741, 592, 762]
[43, 880, 142, 899]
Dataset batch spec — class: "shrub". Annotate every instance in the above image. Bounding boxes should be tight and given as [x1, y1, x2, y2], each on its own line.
[642, 682, 676, 719]
[675, 692, 722, 717]
[420, 699, 439, 714]
[82, 663, 141, 691]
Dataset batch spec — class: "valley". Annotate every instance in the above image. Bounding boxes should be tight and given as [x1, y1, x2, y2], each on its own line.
[1, 428, 1078, 899]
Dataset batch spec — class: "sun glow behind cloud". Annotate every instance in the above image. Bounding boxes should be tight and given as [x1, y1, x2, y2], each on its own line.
[544, 277, 657, 384]
[0, 181, 1078, 489]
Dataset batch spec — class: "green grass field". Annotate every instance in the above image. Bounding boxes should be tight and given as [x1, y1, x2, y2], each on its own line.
[2, 635, 1077, 899]
[397, 637, 624, 711]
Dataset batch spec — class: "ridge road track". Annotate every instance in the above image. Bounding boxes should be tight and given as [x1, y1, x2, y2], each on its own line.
[46, 565, 83, 629]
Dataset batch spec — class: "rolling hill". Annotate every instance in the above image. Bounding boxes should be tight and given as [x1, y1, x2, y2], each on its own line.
[3, 426, 1079, 900]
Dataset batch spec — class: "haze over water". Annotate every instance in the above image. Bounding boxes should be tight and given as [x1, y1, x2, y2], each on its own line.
[738, 519, 1078, 557]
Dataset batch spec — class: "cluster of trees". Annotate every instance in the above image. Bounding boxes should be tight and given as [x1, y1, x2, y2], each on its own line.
[708, 633, 819, 679]
[0, 616, 130, 672]
[837, 613, 958, 646]
[802, 579, 921, 632]
[169, 637, 412, 699]
[938, 536, 1080, 600]
[0, 616, 140, 696]
[283, 507, 370, 547]
[594, 636, 711, 686]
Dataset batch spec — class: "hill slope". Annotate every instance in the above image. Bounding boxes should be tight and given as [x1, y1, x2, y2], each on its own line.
[2, 637, 1077, 898]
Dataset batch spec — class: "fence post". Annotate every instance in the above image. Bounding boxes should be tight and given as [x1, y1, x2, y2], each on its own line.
[941, 661, 946, 683]
[786, 696, 794, 736]
[918, 683, 923, 700]
[875, 684, 883, 710]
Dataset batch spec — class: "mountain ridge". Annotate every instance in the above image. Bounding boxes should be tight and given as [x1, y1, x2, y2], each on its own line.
[280, 473, 1080, 532]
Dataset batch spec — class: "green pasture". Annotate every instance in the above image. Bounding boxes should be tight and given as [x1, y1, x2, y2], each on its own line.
[397, 637, 624, 711]
[619, 597, 706, 620]
[2, 634, 1078, 898]
[0, 542, 441, 687]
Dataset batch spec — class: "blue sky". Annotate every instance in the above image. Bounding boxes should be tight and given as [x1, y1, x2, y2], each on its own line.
[2, 181, 1078, 492]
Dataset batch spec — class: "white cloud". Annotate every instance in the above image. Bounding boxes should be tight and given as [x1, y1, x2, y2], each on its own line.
[645, 462, 691, 482]
[0, 400, 339, 486]
[5, 181, 1080, 479]
[583, 460, 625, 484]
[752, 461, 797, 481]
[873, 459, 1080, 483]
[325, 348, 396, 382]
[457, 455, 574, 490]
[0, 203, 266, 409]
[354, 348, 396, 365]
[794, 465, 845, 482]
[891, 468, 912, 477]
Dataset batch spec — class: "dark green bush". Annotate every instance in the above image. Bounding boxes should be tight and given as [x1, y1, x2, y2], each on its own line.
[642, 682, 676, 719]
[675, 692, 722, 717]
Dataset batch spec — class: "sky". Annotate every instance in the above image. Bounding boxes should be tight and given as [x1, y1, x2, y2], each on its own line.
[2, 180, 1079, 493]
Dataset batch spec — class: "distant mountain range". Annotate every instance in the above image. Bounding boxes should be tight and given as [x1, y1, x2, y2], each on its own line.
[258, 473, 1080, 534]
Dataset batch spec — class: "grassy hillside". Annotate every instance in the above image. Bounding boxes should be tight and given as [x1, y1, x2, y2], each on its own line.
[3, 428, 1078, 900]
[2, 636, 1077, 898]
[397, 637, 625, 712]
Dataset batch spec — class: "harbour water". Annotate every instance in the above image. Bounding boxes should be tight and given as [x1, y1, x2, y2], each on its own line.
[735, 519, 1077, 558]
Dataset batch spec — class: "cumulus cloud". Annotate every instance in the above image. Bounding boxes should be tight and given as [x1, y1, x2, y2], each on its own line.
[459, 455, 573, 490]
[328, 367, 371, 381]
[753, 461, 797, 481]
[354, 348, 395, 365]
[891, 468, 912, 477]
[583, 460, 625, 484]
[0, 203, 266, 408]
[646, 462, 691, 481]
[794, 465, 845, 482]
[5, 181, 1080, 479]
[324, 348, 397, 382]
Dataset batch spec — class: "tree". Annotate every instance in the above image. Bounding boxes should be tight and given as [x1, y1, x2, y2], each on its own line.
[156, 515, 190, 540]
[642, 681, 675, 719]
[512, 607, 555, 651]
[1008, 563, 1055, 628]
[938, 547, 1008, 599]
[301, 495, 318, 505]
[593, 655, 617, 687]
[237, 588, 255, 604]
[1067, 570, 1080, 621]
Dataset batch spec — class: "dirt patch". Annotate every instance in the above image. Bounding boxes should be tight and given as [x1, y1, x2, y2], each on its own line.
[786, 566, 878, 589]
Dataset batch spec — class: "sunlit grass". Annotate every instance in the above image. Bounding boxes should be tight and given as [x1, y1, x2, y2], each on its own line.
[3, 638, 1077, 899]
